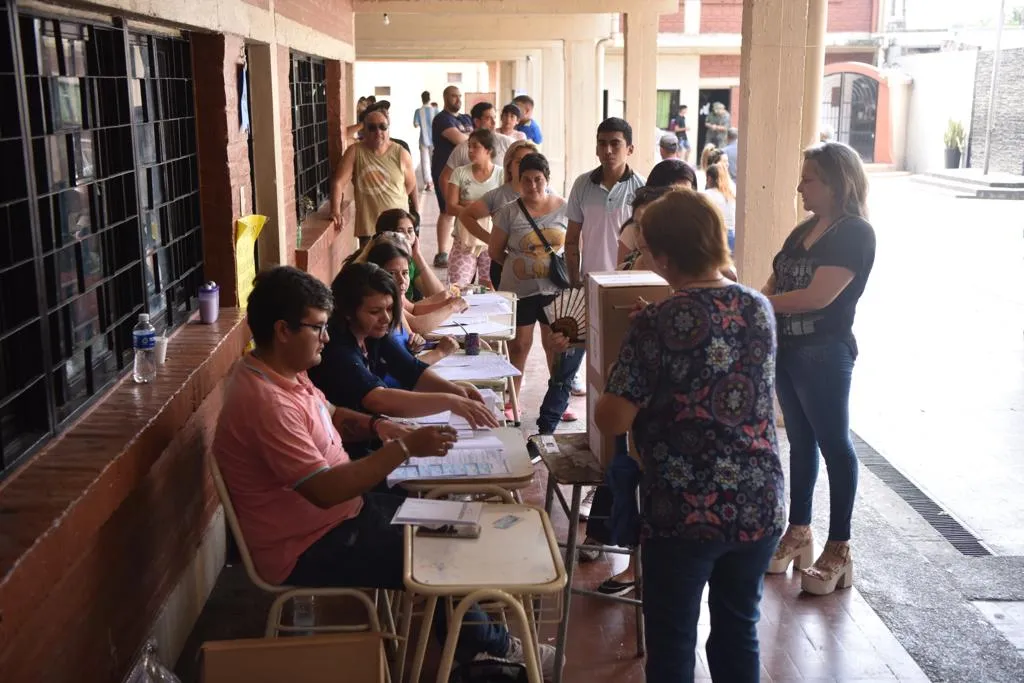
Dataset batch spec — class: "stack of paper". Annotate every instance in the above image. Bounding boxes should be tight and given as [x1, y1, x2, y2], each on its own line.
[437, 314, 489, 327]
[386, 448, 510, 487]
[430, 320, 510, 337]
[431, 355, 522, 381]
[391, 498, 483, 527]
[463, 293, 513, 315]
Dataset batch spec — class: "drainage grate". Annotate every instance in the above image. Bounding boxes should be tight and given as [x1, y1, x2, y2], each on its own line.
[853, 434, 992, 557]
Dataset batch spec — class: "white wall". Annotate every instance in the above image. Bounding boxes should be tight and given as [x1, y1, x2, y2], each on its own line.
[354, 60, 489, 153]
[657, 54, 701, 124]
[604, 53, 625, 119]
[601, 54, 700, 123]
[898, 50, 978, 172]
[603, 53, 701, 168]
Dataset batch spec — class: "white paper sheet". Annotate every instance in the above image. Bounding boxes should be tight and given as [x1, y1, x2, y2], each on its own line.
[391, 498, 483, 526]
[430, 320, 510, 337]
[408, 411, 452, 425]
[450, 433, 505, 451]
[437, 314, 489, 327]
[430, 355, 522, 381]
[463, 293, 510, 305]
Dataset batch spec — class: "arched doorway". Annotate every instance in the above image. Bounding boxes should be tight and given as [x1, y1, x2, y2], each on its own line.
[821, 63, 895, 165]
[822, 72, 878, 161]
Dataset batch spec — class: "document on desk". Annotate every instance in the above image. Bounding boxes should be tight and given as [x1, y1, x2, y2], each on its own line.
[430, 355, 522, 381]
[391, 498, 483, 527]
[410, 411, 452, 425]
[386, 448, 510, 487]
[430, 320, 510, 337]
[437, 314, 489, 327]
[463, 294, 513, 315]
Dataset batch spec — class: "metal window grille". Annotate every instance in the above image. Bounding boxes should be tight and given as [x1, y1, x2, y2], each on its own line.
[289, 52, 329, 224]
[0, 6, 201, 479]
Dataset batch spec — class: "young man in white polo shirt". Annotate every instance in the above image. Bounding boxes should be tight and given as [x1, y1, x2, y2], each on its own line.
[563, 117, 644, 516]
[565, 118, 646, 283]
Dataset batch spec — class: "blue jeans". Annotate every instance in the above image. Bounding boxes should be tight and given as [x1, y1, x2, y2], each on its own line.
[536, 345, 586, 434]
[774, 340, 858, 541]
[584, 435, 642, 547]
[287, 494, 508, 663]
[642, 535, 778, 683]
[606, 436, 641, 547]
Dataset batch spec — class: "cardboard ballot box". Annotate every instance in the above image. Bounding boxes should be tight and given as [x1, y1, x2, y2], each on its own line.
[585, 271, 673, 465]
[201, 633, 386, 683]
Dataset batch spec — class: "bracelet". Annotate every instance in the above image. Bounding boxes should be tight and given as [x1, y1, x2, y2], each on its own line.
[396, 438, 411, 459]
[368, 414, 385, 438]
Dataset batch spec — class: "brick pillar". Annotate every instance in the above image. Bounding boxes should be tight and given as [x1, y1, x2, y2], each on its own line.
[278, 44, 297, 264]
[191, 32, 251, 307]
[326, 60, 346, 174]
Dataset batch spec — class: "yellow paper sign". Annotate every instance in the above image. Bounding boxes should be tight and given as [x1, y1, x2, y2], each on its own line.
[235, 215, 267, 309]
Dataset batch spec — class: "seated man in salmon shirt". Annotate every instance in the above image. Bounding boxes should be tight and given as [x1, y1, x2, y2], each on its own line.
[213, 266, 556, 676]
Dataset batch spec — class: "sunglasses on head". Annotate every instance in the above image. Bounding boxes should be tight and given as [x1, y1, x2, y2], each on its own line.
[365, 123, 388, 133]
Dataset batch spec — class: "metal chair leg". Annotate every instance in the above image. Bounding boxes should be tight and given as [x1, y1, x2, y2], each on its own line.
[553, 484, 582, 683]
[396, 592, 414, 683]
[408, 595, 437, 683]
[634, 545, 645, 657]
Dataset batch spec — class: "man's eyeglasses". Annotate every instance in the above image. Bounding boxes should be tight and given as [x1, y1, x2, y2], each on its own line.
[365, 123, 388, 133]
[295, 322, 329, 339]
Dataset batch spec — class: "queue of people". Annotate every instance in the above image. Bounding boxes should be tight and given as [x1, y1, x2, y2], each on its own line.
[216, 80, 876, 682]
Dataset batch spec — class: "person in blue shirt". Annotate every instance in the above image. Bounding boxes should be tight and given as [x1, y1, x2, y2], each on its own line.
[430, 86, 474, 268]
[513, 95, 543, 144]
[307, 262, 499, 434]
[412, 90, 435, 191]
[722, 127, 739, 181]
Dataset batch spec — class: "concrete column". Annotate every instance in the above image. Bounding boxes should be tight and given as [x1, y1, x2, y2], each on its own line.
[487, 60, 500, 99]
[802, 0, 827, 149]
[247, 42, 289, 267]
[684, 0, 701, 35]
[499, 60, 515, 102]
[623, 11, 659, 175]
[734, 0, 813, 289]
[565, 39, 601, 189]
[539, 44, 567, 192]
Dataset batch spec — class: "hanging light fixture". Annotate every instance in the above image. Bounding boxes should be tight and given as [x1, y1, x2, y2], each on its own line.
[383, 13, 390, 26]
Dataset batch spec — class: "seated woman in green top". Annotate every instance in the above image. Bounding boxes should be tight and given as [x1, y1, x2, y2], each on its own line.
[374, 209, 444, 303]
[347, 228, 469, 339]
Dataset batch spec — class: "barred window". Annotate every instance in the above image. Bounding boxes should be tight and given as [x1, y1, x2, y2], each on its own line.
[289, 52, 329, 224]
[0, 8, 202, 479]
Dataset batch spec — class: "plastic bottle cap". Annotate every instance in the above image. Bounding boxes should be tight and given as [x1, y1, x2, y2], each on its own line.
[139, 313, 150, 323]
[201, 281, 219, 292]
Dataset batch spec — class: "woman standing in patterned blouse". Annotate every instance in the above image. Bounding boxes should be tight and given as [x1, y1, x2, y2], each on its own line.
[762, 142, 875, 596]
[595, 190, 784, 683]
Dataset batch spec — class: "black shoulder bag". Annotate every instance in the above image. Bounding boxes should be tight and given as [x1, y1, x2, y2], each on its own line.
[516, 198, 571, 289]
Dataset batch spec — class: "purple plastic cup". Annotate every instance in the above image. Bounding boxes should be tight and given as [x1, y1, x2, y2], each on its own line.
[199, 281, 220, 323]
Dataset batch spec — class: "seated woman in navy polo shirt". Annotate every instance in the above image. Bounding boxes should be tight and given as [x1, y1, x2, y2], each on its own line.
[308, 262, 500, 445]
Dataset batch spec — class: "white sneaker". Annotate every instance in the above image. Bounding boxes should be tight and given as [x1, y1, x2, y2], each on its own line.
[505, 636, 558, 681]
[578, 486, 596, 520]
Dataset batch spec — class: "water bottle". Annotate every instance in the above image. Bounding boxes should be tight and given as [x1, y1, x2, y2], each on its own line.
[132, 313, 157, 383]
[292, 595, 316, 635]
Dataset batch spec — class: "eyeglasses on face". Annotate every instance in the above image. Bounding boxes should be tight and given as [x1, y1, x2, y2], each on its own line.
[295, 322, 329, 339]
[365, 123, 388, 133]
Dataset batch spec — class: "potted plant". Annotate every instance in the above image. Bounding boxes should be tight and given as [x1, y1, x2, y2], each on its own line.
[943, 119, 965, 169]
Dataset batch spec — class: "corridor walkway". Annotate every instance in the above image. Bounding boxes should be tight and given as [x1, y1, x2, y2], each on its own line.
[173, 186, 967, 682]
